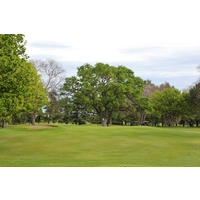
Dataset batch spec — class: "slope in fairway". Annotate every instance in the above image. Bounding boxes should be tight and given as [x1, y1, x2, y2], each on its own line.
[0, 124, 200, 166]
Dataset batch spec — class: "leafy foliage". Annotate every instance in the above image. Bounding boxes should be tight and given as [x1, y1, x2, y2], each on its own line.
[149, 88, 187, 126]
[0, 34, 48, 127]
[61, 62, 145, 125]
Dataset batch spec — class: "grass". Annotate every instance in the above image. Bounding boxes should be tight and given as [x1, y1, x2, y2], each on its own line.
[0, 124, 200, 166]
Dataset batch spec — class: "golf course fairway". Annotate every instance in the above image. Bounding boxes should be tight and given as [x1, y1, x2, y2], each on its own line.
[0, 124, 200, 167]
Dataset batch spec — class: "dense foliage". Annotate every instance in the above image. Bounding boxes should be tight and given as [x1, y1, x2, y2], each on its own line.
[0, 34, 48, 127]
[61, 63, 145, 126]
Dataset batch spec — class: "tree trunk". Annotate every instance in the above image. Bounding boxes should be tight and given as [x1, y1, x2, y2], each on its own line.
[102, 117, 108, 126]
[162, 116, 164, 126]
[140, 112, 146, 124]
[100, 110, 109, 126]
[31, 111, 37, 125]
[1, 120, 6, 128]
[109, 117, 112, 126]
[169, 118, 173, 126]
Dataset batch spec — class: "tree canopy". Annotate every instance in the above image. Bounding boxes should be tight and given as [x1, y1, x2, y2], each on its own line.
[149, 87, 187, 126]
[0, 34, 47, 127]
[61, 62, 145, 126]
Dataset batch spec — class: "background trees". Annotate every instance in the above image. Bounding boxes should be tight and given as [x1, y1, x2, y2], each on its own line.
[60, 63, 200, 127]
[184, 82, 200, 126]
[149, 87, 187, 126]
[30, 59, 66, 92]
[136, 81, 177, 126]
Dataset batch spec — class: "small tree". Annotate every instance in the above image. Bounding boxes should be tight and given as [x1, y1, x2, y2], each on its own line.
[149, 88, 187, 126]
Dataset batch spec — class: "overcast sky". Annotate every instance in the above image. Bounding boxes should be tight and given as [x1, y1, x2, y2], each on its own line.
[3, 0, 200, 90]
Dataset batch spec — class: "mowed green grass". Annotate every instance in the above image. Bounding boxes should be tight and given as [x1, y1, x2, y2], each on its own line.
[0, 124, 200, 166]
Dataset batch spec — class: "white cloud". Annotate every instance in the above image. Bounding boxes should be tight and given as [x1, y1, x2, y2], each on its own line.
[141, 69, 198, 78]
[2, 0, 200, 89]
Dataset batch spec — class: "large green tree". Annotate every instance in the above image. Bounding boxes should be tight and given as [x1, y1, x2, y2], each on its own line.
[61, 62, 145, 126]
[0, 34, 48, 127]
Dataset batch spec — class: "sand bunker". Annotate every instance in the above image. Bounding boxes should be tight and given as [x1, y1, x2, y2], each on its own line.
[24, 125, 57, 130]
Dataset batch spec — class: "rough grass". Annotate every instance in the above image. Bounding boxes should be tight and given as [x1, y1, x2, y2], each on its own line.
[0, 124, 200, 166]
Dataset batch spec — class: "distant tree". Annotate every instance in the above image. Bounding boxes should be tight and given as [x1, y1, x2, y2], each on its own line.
[185, 82, 200, 126]
[159, 82, 173, 91]
[149, 87, 187, 126]
[136, 80, 174, 125]
[30, 58, 66, 92]
[142, 80, 159, 97]
[196, 65, 200, 83]
[136, 80, 159, 125]
[44, 90, 64, 124]
[61, 62, 145, 126]
[60, 76, 85, 124]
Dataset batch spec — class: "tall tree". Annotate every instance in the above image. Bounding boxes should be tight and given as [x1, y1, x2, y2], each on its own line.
[0, 34, 28, 127]
[0, 34, 48, 127]
[61, 62, 145, 126]
[24, 62, 48, 125]
[185, 82, 200, 126]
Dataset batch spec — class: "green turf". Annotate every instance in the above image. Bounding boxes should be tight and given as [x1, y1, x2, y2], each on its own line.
[0, 124, 200, 166]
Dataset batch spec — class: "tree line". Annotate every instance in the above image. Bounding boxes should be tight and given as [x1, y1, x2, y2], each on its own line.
[1, 34, 200, 127]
